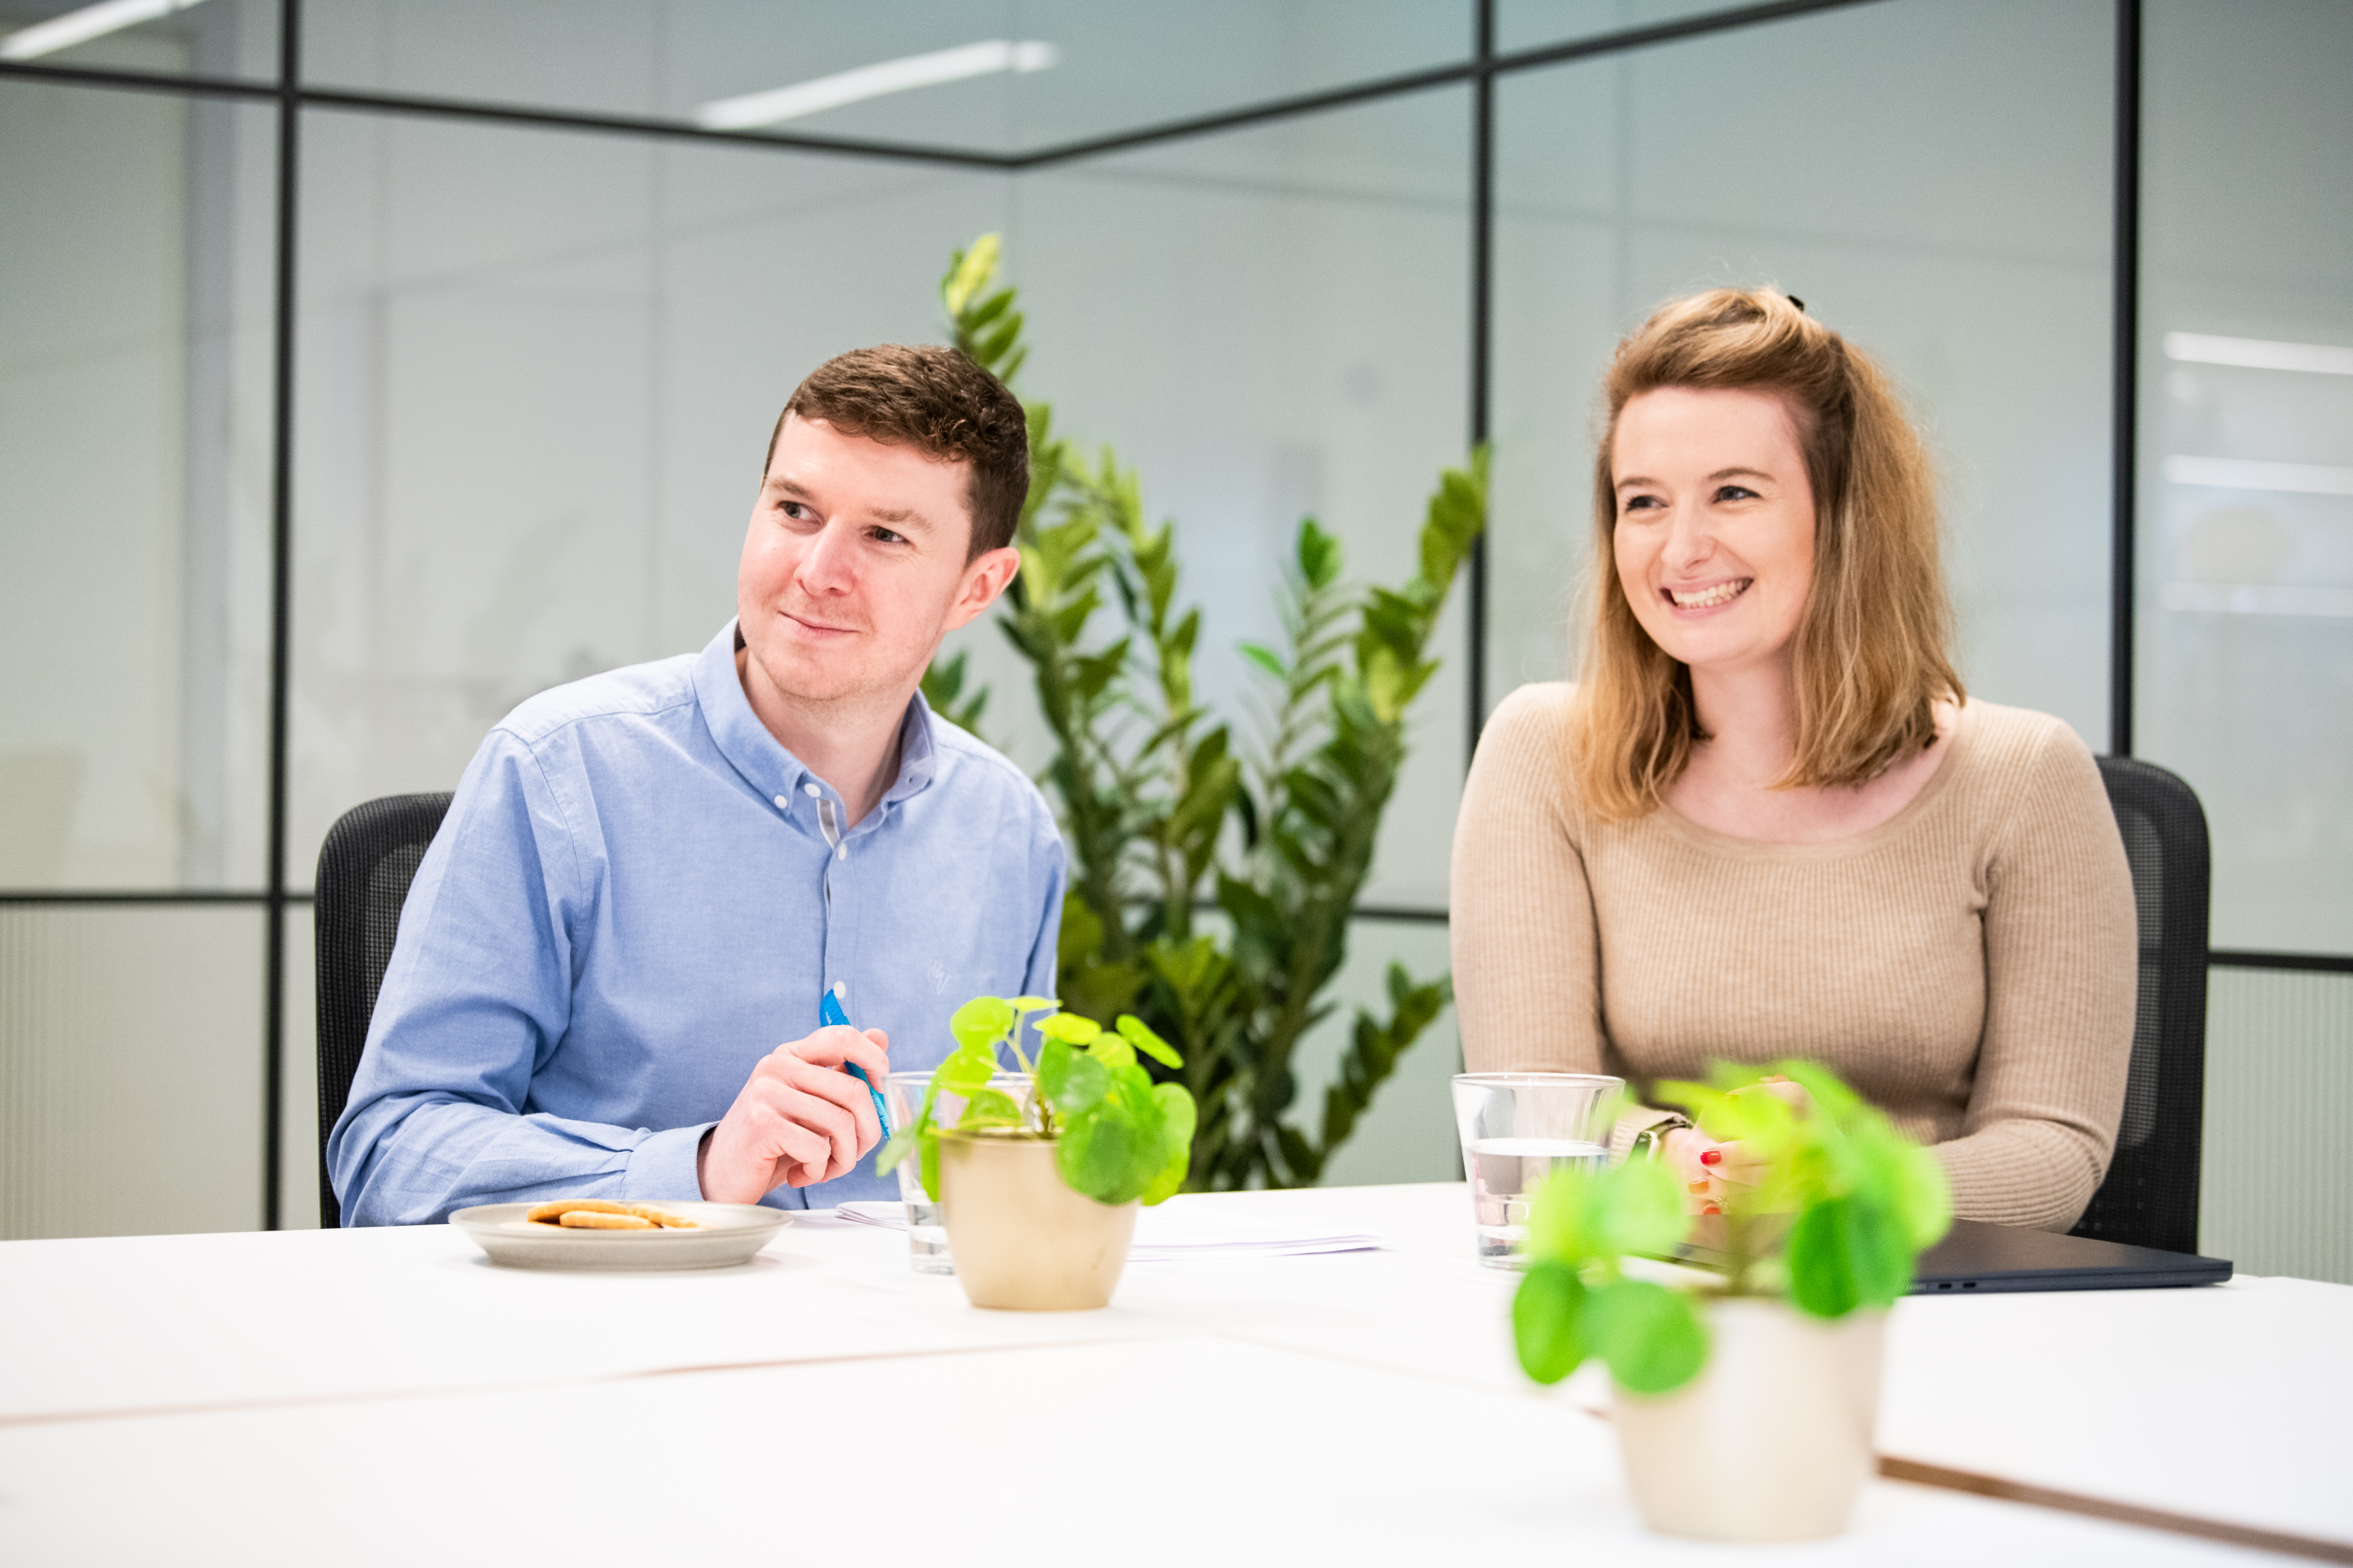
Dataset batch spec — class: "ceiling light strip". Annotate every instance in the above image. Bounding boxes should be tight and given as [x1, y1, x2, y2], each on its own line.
[0, 0, 206, 61]
[2163, 456, 2353, 497]
[2163, 332, 2353, 377]
[696, 40, 1057, 132]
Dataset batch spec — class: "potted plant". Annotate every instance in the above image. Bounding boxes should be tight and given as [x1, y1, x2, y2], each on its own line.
[1511, 1061, 1952, 1542]
[878, 995, 1195, 1311]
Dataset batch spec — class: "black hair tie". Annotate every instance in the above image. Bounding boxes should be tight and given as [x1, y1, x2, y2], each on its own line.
[1788, 294, 1806, 313]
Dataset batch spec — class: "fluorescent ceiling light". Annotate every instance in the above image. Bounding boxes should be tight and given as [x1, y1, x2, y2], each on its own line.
[696, 40, 1057, 132]
[0, 0, 206, 60]
[2163, 455, 2353, 497]
[2163, 332, 2353, 377]
[2162, 583, 2353, 620]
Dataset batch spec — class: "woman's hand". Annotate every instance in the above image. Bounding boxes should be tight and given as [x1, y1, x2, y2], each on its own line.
[1662, 1075, 1812, 1212]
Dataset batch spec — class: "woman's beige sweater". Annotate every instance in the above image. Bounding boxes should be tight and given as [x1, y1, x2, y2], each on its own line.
[1450, 684, 2138, 1232]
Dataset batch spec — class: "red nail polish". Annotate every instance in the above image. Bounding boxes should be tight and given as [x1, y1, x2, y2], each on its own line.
[1701, 1203, 1723, 1216]
[1699, 1149, 1722, 1167]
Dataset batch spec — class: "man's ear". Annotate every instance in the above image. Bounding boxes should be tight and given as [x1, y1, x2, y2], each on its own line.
[943, 544, 1021, 632]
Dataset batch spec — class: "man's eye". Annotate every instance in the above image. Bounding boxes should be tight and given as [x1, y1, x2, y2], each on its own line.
[871, 527, 908, 546]
[779, 500, 809, 520]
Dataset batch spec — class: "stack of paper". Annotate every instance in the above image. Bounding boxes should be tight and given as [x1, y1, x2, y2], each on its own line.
[834, 1200, 1381, 1261]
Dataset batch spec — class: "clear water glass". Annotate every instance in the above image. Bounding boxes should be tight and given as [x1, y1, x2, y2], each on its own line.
[1451, 1072, 1624, 1270]
[884, 1069, 1035, 1274]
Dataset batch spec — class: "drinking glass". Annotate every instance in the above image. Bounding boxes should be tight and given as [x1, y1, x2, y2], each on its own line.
[1451, 1072, 1624, 1269]
[884, 1069, 1035, 1274]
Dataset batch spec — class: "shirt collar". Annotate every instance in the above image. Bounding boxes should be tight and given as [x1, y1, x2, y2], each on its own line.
[692, 618, 939, 812]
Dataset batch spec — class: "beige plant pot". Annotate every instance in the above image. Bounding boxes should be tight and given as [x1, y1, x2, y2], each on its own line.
[1611, 1298, 1885, 1542]
[935, 1132, 1138, 1311]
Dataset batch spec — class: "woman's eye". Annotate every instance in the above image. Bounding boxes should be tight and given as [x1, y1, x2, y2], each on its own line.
[1620, 494, 1662, 513]
[1714, 485, 1757, 503]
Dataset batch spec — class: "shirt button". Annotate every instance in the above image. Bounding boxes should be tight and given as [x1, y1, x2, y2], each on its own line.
[836, 845, 848, 861]
[803, 782, 821, 798]
[772, 794, 788, 809]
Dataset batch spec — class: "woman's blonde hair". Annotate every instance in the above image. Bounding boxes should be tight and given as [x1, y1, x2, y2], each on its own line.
[1568, 288, 1962, 822]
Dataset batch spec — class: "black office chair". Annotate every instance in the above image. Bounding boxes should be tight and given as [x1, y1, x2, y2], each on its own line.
[314, 791, 454, 1228]
[2069, 757, 2210, 1255]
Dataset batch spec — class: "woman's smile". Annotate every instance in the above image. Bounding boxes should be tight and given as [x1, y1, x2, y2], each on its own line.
[1664, 577, 1753, 612]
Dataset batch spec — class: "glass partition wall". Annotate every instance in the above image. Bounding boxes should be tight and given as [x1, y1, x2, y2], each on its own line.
[4, 1, 2346, 1278]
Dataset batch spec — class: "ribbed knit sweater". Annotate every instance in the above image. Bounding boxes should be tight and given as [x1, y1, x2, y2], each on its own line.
[1450, 684, 2138, 1232]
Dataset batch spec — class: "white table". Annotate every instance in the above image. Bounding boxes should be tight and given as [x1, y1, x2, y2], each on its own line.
[2, 1184, 2345, 1565]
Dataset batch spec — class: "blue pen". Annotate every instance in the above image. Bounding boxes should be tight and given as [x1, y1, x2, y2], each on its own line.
[822, 986, 891, 1141]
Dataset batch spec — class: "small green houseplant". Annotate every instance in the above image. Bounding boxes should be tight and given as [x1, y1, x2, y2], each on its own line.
[879, 995, 1195, 1311]
[1512, 1061, 1951, 1542]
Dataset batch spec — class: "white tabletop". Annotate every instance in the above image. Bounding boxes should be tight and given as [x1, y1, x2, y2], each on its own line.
[3, 1184, 2346, 1565]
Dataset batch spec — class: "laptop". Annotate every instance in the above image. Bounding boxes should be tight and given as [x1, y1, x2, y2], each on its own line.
[1909, 1219, 2233, 1294]
[1666, 1217, 2233, 1292]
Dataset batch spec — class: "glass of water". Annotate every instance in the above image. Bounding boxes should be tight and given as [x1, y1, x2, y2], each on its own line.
[885, 1069, 1035, 1274]
[1451, 1072, 1624, 1270]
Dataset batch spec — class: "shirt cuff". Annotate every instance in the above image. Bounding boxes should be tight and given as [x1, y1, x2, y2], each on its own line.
[622, 1122, 716, 1202]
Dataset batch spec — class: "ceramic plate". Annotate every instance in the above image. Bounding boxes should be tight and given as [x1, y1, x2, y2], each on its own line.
[450, 1202, 791, 1271]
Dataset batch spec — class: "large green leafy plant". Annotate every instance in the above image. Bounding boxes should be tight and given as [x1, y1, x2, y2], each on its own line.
[1513, 1061, 1953, 1395]
[924, 235, 1487, 1192]
[877, 994, 1196, 1208]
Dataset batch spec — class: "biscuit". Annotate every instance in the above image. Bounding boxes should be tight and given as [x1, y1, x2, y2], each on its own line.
[557, 1210, 655, 1230]
[630, 1205, 701, 1229]
[527, 1198, 632, 1225]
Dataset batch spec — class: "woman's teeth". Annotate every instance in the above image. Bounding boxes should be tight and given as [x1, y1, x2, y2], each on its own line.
[1669, 579, 1749, 609]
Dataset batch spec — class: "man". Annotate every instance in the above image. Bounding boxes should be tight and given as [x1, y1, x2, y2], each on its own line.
[329, 345, 1063, 1224]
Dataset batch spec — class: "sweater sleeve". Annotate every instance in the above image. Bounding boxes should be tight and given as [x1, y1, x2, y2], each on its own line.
[1934, 719, 2139, 1231]
[1450, 685, 1610, 1075]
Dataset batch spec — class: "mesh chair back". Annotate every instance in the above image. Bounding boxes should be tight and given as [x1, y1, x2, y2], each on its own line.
[314, 792, 452, 1227]
[2070, 757, 2210, 1254]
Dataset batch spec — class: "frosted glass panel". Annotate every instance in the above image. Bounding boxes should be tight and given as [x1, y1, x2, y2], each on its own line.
[1488, 0, 2114, 748]
[290, 110, 1010, 887]
[0, 81, 275, 890]
[992, 88, 1474, 909]
[302, 0, 1468, 157]
[0, 905, 264, 1239]
[2200, 968, 2353, 1285]
[2137, 0, 2353, 954]
[1497, 0, 1751, 54]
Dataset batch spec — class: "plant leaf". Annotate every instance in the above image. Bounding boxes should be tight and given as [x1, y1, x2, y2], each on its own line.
[1115, 1013, 1183, 1069]
[949, 995, 1015, 1053]
[1238, 641, 1286, 680]
[956, 1087, 1025, 1131]
[1585, 1278, 1709, 1395]
[1591, 1155, 1691, 1260]
[1523, 1165, 1595, 1265]
[1035, 1012, 1103, 1044]
[1138, 1081, 1197, 1205]
[1787, 1194, 1911, 1316]
[1513, 1261, 1590, 1385]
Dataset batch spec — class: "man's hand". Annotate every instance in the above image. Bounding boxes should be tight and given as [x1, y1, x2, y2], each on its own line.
[696, 1026, 891, 1203]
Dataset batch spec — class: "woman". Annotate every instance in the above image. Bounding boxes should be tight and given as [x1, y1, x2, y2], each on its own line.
[1451, 288, 2135, 1232]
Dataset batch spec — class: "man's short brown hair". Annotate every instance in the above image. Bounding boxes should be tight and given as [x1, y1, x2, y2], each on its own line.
[766, 345, 1028, 559]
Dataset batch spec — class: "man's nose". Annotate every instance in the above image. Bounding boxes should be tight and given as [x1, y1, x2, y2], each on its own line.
[795, 520, 856, 595]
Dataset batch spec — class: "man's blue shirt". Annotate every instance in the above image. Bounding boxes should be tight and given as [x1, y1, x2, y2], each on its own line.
[327, 620, 1065, 1225]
